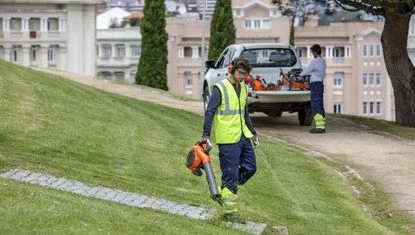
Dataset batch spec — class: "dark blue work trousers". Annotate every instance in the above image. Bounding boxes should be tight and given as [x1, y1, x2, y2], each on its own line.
[218, 136, 256, 194]
[310, 81, 325, 117]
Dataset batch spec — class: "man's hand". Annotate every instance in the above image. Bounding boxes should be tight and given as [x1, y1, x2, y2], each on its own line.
[252, 135, 260, 148]
[198, 136, 212, 153]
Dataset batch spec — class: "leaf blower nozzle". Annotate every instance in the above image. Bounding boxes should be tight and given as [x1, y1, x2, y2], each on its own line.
[186, 139, 221, 203]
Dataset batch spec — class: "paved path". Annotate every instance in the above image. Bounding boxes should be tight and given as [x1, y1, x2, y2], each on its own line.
[0, 169, 270, 235]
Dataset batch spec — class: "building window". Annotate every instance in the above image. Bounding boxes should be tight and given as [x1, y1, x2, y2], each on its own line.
[363, 44, 381, 57]
[363, 102, 367, 114]
[376, 102, 381, 114]
[333, 73, 343, 88]
[333, 102, 342, 114]
[369, 101, 374, 114]
[376, 44, 381, 57]
[296, 47, 307, 58]
[362, 73, 368, 86]
[333, 47, 345, 58]
[10, 18, 19, 31]
[254, 19, 261, 28]
[114, 72, 124, 80]
[131, 46, 140, 56]
[30, 46, 37, 62]
[198, 46, 207, 58]
[363, 45, 367, 57]
[115, 44, 125, 57]
[48, 47, 55, 63]
[12, 48, 19, 62]
[100, 71, 112, 80]
[375, 73, 381, 85]
[184, 71, 193, 95]
[245, 19, 252, 28]
[102, 44, 112, 57]
[187, 78, 193, 86]
[184, 47, 192, 57]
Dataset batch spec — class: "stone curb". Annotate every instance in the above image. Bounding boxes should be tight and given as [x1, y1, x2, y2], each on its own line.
[1, 169, 271, 234]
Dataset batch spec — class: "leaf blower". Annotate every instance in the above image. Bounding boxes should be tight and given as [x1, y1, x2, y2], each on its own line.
[185, 139, 221, 204]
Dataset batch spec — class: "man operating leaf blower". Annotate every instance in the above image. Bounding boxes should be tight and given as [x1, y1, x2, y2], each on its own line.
[196, 57, 259, 223]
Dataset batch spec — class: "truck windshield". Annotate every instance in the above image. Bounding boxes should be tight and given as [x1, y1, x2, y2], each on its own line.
[240, 48, 297, 67]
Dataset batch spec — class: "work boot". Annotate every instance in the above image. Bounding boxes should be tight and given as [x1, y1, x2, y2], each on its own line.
[223, 213, 246, 224]
[221, 187, 237, 214]
[311, 113, 325, 134]
[309, 128, 325, 134]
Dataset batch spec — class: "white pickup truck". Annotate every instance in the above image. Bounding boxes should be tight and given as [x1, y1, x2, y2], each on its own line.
[201, 43, 312, 126]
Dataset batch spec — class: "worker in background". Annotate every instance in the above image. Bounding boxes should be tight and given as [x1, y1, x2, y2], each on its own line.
[300, 44, 326, 133]
[201, 57, 259, 223]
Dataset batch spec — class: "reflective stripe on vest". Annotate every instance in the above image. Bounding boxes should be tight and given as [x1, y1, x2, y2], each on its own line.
[213, 79, 253, 144]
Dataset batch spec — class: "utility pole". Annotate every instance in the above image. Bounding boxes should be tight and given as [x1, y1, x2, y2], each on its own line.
[199, 0, 207, 101]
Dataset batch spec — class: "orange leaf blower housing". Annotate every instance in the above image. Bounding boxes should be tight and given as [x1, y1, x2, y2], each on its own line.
[186, 140, 221, 203]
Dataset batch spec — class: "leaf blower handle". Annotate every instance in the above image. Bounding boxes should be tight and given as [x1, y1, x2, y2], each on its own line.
[198, 137, 212, 153]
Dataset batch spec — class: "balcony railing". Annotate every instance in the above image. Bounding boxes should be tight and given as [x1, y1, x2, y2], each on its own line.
[0, 30, 64, 41]
[47, 31, 61, 38]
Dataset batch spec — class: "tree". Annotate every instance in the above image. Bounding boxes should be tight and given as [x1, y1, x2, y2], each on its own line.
[343, 1, 415, 127]
[327, 1, 415, 127]
[208, 0, 236, 61]
[135, 0, 168, 90]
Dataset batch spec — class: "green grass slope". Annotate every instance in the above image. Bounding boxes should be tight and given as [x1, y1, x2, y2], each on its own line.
[0, 61, 413, 234]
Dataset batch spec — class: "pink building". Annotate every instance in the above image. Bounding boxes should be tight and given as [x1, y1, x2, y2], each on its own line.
[166, 0, 395, 121]
[296, 17, 394, 120]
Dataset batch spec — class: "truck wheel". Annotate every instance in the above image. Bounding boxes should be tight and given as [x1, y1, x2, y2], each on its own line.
[203, 86, 210, 111]
[298, 109, 312, 126]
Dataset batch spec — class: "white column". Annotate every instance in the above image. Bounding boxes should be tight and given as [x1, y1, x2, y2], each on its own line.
[347, 46, 352, 58]
[59, 17, 66, 32]
[3, 47, 11, 62]
[22, 46, 30, 66]
[327, 46, 333, 58]
[40, 17, 48, 32]
[192, 46, 198, 58]
[58, 45, 67, 71]
[39, 45, 49, 69]
[3, 17, 10, 31]
[22, 17, 30, 32]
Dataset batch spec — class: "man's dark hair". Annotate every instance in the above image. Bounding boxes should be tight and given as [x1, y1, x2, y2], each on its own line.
[232, 57, 252, 74]
[310, 44, 322, 55]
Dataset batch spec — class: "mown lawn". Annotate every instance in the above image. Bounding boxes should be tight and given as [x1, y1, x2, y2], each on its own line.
[0, 61, 414, 234]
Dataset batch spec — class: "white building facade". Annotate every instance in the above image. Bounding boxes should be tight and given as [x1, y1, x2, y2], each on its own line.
[0, 0, 102, 77]
[96, 26, 141, 83]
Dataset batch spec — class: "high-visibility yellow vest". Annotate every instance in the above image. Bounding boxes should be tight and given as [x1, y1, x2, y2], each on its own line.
[213, 79, 253, 144]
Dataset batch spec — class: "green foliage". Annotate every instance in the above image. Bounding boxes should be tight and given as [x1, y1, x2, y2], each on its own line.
[108, 17, 120, 28]
[121, 18, 140, 27]
[135, 0, 168, 90]
[207, 0, 236, 61]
